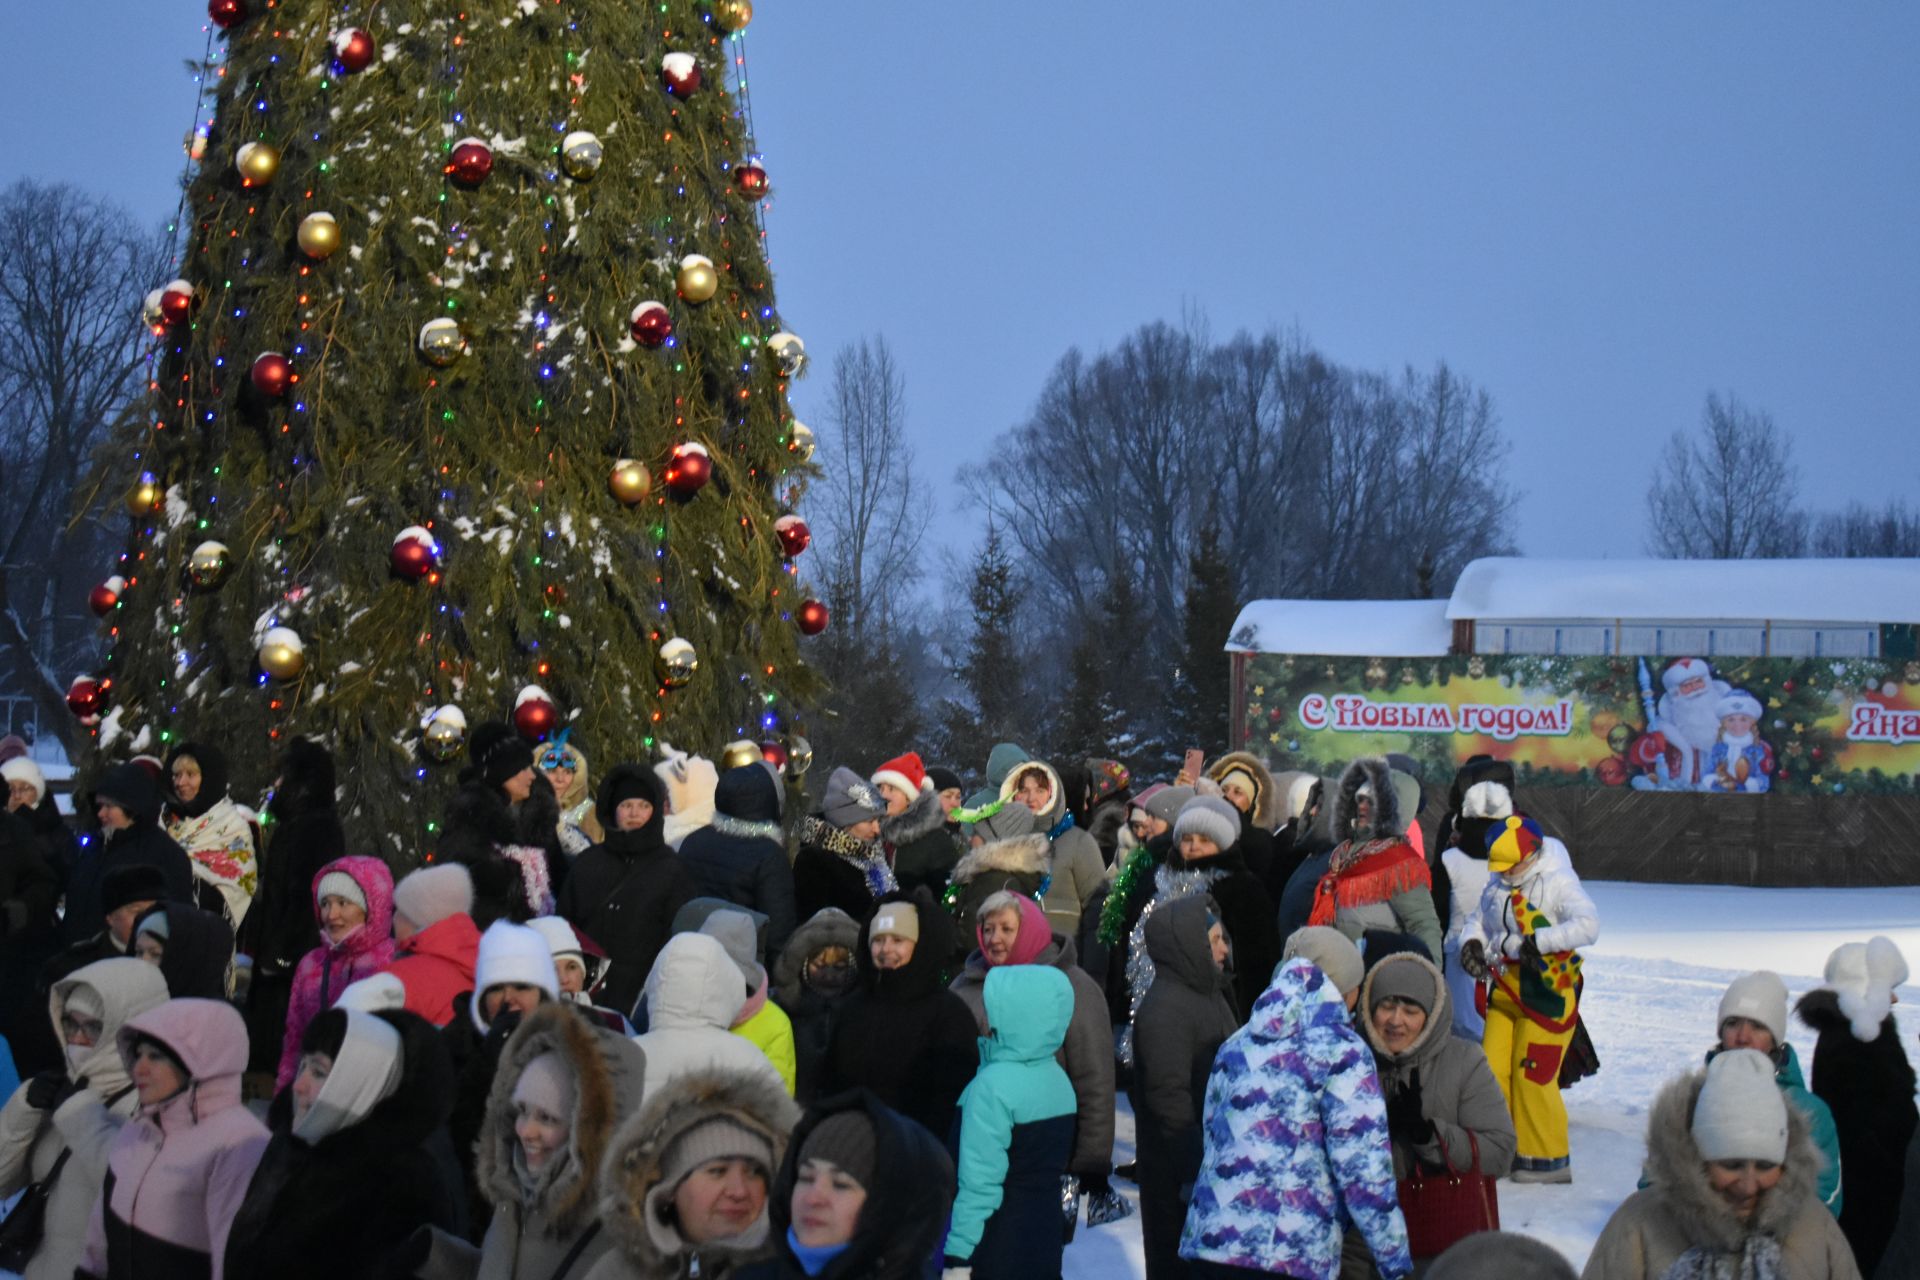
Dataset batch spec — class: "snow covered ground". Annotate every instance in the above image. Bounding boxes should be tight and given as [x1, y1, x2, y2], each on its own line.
[1068, 880, 1920, 1276]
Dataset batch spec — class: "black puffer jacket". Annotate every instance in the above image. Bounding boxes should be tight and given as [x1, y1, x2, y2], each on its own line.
[225, 1009, 462, 1279]
[16, 791, 77, 895]
[822, 888, 980, 1140]
[677, 764, 798, 966]
[737, 1090, 957, 1280]
[64, 763, 193, 945]
[132, 900, 235, 999]
[241, 738, 343, 1075]
[883, 787, 960, 901]
[1431, 756, 1514, 926]
[555, 764, 697, 1018]
[771, 907, 862, 1106]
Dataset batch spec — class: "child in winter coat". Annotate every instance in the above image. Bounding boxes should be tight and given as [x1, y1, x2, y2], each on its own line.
[1796, 936, 1916, 1276]
[277, 854, 396, 1089]
[1456, 813, 1598, 1184]
[1180, 943, 1412, 1280]
[0, 958, 167, 1280]
[1585, 1050, 1858, 1279]
[1132, 895, 1238, 1280]
[82, 998, 271, 1280]
[942, 965, 1079, 1280]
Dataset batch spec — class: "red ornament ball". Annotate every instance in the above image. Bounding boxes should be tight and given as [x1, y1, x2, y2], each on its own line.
[67, 676, 108, 721]
[447, 138, 494, 187]
[796, 599, 830, 636]
[333, 27, 375, 73]
[759, 740, 790, 770]
[1595, 756, 1629, 787]
[734, 161, 769, 201]
[665, 443, 712, 496]
[89, 576, 125, 618]
[513, 687, 559, 741]
[159, 280, 196, 325]
[629, 301, 673, 349]
[661, 52, 702, 97]
[250, 351, 292, 397]
[774, 514, 810, 558]
[390, 526, 440, 581]
[208, 0, 247, 30]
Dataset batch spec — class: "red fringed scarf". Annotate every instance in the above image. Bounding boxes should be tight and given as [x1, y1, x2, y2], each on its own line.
[1308, 838, 1430, 926]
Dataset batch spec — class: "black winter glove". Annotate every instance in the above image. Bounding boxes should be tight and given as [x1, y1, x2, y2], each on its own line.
[1458, 939, 1490, 980]
[1385, 1070, 1433, 1145]
[25, 1071, 76, 1112]
[1519, 934, 1547, 972]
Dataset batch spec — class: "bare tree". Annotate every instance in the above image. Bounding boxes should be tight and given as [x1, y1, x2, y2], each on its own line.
[1808, 498, 1920, 557]
[0, 181, 168, 749]
[1645, 393, 1806, 559]
[813, 336, 931, 641]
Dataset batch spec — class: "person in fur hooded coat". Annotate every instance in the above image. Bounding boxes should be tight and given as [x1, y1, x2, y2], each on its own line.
[996, 759, 1106, 942]
[871, 753, 960, 902]
[1796, 936, 1917, 1276]
[769, 908, 861, 1105]
[1204, 751, 1281, 894]
[1583, 1050, 1859, 1279]
[1310, 757, 1443, 965]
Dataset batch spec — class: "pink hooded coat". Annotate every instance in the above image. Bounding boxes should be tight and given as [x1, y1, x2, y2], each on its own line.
[84, 998, 270, 1280]
[275, 855, 396, 1088]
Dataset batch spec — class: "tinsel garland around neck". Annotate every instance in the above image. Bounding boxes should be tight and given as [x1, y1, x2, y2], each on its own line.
[1117, 862, 1226, 1066]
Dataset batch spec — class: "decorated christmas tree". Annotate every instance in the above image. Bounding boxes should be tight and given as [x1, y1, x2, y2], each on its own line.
[81, 0, 823, 855]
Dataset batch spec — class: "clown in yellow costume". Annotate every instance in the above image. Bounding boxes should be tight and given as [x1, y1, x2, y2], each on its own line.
[1458, 813, 1599, 1182]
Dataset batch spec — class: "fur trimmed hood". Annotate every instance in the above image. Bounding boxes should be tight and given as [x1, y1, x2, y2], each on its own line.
[476, 1002, 647, 1235]
[597, 1067, 799, 1272]
[880, 783, 947, 847]
[1357, 952, 1453, 1068]
[1207, 751, 1281, 830]
[1333, 756, 1403, 844]
[771, 906, 860, 997]
[949, 832, 1050, 885]
[997, 758, 1066, 827]
[1639, 1066, 1823, 1252]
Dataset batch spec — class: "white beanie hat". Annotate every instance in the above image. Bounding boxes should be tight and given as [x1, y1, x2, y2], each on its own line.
[392, 863, 474, 932]
[1824, 936, 1910, 1042]
[472, 920, 560, 1033]
[1718, 971, 1788, 1046]
[1460, 781, 1513, 820]
[1692, 1049, 1789, 1164]
[335, 972, 407, 1014]
[2, 758, 46, 803]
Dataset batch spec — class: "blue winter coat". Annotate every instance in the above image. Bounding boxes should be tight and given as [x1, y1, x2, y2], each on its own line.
[948, 965, 1077, 1278]
[1180, 958, 1411, 1280]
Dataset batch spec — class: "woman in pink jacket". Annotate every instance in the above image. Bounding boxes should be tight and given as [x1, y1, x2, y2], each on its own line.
[81, 998, 270, 1280]
[275, 855, 395, 1088]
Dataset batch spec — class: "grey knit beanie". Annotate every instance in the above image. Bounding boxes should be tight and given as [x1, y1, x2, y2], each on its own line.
[1172, 795, 1241, 852]
[1427, 1231, 1576, 1280]
[1143, 785, 1195, 827]
[1282, 926, 1364, 997]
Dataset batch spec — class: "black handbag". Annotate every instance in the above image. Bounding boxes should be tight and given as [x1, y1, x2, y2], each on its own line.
[0, 1145, 73, 1271]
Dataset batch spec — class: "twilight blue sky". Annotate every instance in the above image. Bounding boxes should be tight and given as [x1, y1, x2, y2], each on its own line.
[7, 3, 1916, 569]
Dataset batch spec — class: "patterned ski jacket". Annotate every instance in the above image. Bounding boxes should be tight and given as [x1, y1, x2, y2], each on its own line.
[1180, 957, 1411, 1280]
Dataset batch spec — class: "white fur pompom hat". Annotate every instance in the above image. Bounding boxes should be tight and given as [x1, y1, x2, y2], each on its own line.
[1823, 935, 1909, 1041]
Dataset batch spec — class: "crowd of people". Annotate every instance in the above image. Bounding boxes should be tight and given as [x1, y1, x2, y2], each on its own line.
[0, 728, 1911, 1278]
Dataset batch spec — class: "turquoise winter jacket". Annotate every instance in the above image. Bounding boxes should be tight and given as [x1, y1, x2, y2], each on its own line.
[946, 965, 1078, 1266]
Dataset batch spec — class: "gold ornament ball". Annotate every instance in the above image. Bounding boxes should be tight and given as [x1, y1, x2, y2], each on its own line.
[126, 474, 162, 516]
[713, 0, 753, 32]
[788, 422, 815, 462]
[418, 317, 466, 367]
[677, 254, 719, 304]
[657, 636, 699, 689]
[235, 141, 281, 186]
[784, 734, 813, 779]
[297, 211, 342, 259]
[188, 540, 231, 589]
[258, 627, 306, 681]
[719, 739, 764, 771]
[423, 709, 468, 762]
[560, 131, 604, 181]
[609, 458, 652, 505]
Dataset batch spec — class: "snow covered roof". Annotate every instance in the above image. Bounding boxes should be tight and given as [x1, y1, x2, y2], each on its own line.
[1446, 557, 1920, 625]
[1225, 600, 1453, 656]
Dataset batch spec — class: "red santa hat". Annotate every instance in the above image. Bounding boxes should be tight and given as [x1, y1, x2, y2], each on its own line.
[871, 752, 932, 800]
[1662, 657, 1713, 692]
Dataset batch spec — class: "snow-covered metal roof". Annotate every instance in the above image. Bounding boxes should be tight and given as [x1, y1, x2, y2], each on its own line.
[1446, 557, 1920, 625]
[1225, 600, 1453, 656]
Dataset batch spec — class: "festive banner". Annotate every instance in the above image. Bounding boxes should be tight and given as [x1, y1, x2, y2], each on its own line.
[1237, 653, 1920, 795]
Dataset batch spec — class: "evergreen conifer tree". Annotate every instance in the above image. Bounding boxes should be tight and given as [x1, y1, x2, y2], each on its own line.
[87, 0, 818, 853]
[1176, 522, 1237, 751]
[938, 522, 1027, 775]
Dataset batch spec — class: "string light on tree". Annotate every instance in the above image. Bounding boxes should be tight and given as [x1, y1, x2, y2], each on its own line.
[513, 685, 559, 740]
[661, 52, 702, 97]
[446, 138, 494, 187]
[390, 526, 441, 581]
[332, 28, 375, 74]
[258, 627, 306, 681]
[89, 576, 125, 618]
[629, 301, 673, 349]
[664, 442, 712, 497]
[676, 255, 719, 304]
